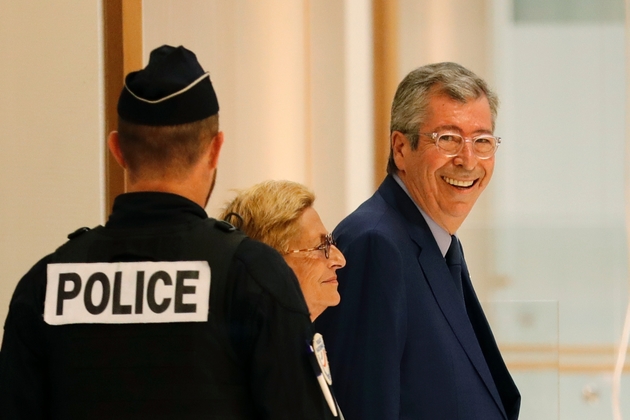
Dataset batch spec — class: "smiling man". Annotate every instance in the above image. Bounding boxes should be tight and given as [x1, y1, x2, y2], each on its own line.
[315, 62, 521, 420]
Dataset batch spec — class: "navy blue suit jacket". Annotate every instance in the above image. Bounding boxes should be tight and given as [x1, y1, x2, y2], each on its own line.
[316, 175, 520, 420]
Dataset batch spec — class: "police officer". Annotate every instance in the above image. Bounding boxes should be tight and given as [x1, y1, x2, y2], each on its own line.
[0, 45, 338, 420]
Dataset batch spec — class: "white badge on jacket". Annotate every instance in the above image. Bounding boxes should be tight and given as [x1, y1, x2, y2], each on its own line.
[44, 261, 211, 325]
[314, 332, 333, 385]
[311, 333, 342, 417]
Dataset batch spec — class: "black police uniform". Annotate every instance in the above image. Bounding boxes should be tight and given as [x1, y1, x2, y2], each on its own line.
[0, 192, 336, 420]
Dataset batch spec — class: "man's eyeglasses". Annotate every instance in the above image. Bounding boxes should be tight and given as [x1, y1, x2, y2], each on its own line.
[284, 233, 336, 259]
[420, 132, 501, 159]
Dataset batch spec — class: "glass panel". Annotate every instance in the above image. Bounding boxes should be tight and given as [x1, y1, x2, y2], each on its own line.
[490, 0, 629, 418]
[489, 300, 559, 420]
[514, 0, 624, 23]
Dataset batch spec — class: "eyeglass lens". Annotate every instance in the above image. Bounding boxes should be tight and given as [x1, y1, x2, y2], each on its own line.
[436, 134, 497, 158]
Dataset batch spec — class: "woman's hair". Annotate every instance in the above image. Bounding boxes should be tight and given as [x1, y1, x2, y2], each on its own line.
[219, 180, 315, 253]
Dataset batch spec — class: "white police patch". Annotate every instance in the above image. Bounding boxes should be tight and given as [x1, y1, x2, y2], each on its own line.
[44, 261, 211, 325]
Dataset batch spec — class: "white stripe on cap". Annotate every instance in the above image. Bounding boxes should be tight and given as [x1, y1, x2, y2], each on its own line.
[124, 72, 210, 104]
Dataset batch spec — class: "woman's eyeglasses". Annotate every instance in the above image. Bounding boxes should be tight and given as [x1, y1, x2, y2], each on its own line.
[284, 233, 336, 259]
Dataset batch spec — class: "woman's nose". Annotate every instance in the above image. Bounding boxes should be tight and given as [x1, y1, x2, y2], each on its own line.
[329, 244, 346, 268]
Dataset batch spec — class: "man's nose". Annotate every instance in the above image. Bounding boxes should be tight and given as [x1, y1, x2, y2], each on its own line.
[453, 140, 478, 169]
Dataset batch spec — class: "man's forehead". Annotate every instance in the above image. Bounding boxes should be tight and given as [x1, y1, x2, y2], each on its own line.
[430, 124, 493, 135]
[429, 87, 495, 124]
[422, 94, 493, 132]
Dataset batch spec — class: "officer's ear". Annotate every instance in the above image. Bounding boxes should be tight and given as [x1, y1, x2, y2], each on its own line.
[107, 131, 127, 170]
[207, 131, 224, 171]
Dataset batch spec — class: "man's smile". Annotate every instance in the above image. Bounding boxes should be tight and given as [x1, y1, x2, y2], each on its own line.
[442, 176, 477, 188]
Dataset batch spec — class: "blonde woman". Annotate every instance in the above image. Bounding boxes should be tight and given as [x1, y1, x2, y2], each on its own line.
[220, 180, 346, 321]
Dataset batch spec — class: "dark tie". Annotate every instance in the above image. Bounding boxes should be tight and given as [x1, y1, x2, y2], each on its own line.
[445, 235, 464, 300]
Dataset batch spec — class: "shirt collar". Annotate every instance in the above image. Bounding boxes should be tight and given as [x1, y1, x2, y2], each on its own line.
[392, 173, 453, 257]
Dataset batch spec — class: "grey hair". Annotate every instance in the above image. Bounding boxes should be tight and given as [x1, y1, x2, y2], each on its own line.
[386, 62, 499, 174]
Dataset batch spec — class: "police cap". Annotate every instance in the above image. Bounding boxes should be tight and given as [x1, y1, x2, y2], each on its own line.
[117, 45, 219, 126]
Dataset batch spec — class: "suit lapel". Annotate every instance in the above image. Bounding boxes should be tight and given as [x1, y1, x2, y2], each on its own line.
[378, 176, 508, 419]
[461, 253, 521, 420]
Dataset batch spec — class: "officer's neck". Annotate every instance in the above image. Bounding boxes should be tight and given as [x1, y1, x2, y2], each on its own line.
[126, 170, 212, 209]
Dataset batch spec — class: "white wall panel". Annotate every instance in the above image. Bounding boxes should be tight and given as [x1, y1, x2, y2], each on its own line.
[144, 1, 309, 221]
[143, 0, 374, 230]
[0, 1, 104, 344]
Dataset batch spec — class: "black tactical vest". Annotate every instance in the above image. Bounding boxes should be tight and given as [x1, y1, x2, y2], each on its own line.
[44, 218, 255, 419]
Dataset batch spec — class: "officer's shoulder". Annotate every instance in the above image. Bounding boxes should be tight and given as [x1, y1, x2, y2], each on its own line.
[7, 252, 55, 312]
[233, 237, 286, 270]
[212, 219, 239, 233]
[67, 226, 93, 240]
[233, 238, 309, 314]
[52, 225, 104, 261]
[201, 218, 245, 239]
[61, 225, 106, 241]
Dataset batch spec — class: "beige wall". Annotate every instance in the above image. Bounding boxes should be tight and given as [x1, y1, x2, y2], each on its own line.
[143, 0, 374, 230]
[399, 0, 492, 78]
[0, 0, 376, 340]
[144, 1, 311, 219]
[0, 1, 104, 344]
[0, 0, 491, 341]
[2, 2, 627, 416]
[0, 0, 496, 344]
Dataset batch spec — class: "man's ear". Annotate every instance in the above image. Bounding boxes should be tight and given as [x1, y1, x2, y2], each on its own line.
[207, 131, 224, 170]
[391, 131, 409, 172]
[107, 131, 127, 169]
